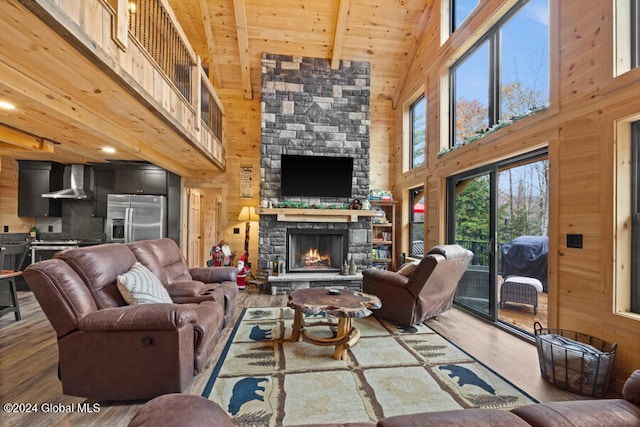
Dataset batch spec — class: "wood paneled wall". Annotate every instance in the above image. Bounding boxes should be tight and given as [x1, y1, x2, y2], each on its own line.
[391, 0, 640, 390]
[213, 89, 261, 266]
[0, 156, 33, 234]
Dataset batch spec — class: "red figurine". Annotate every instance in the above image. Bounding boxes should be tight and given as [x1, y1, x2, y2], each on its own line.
[236, 252, 250, 290]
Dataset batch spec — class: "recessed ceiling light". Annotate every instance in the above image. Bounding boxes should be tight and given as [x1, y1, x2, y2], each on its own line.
[102, 147, 116, 154]
[0, 101, 16, 110]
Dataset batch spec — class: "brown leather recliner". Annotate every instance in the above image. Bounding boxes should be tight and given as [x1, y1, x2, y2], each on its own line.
[362, 244, 473, 326]
[23, 242, 226, 401]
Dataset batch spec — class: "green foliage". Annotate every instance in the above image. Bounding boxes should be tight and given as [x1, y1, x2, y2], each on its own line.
[455, 176, 490, 241]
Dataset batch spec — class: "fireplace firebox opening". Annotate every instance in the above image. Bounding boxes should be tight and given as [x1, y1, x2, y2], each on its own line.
[287, 229, 348, 273]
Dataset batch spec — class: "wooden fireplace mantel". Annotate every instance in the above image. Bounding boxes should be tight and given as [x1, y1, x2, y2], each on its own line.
[256, 207, 377, 223]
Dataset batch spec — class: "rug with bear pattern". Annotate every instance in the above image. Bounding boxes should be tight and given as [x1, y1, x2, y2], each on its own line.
[202, 307, 536, 426]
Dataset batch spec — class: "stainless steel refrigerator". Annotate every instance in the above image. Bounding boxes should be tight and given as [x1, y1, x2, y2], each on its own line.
[105, 194, 166, 243]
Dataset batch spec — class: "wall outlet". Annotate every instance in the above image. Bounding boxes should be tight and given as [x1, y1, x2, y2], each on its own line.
[233, 228, 240, 234]
[3, 225, 8, 233]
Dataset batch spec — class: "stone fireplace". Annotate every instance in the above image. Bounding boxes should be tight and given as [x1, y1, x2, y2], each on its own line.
[258, 53, 372, 292]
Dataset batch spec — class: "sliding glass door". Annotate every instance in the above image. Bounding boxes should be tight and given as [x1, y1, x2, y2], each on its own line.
[448, 169, 496, 318]
[448, 150, 548, 332]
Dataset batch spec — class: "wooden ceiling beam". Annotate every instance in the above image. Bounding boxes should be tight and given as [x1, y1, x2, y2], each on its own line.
[198, 0, 222, 89]
[0, 123, 54, 153]
[331, 0, 351, 70]
[233, 0, 253, 99]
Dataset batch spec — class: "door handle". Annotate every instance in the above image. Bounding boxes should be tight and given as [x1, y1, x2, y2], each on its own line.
[124, 208, 131, 243]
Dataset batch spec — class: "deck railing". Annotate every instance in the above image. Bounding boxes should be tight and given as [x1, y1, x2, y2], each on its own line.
[456, 239, 491, 266]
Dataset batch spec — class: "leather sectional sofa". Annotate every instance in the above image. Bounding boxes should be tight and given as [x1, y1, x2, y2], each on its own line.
[128, 370, 640, 426]
[24, 238, 237, 401]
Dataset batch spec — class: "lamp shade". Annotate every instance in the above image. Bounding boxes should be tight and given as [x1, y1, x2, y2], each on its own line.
[238, 206, 259, 221]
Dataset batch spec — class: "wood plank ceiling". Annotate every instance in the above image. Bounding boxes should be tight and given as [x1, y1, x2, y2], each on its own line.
[0, 0, 431, 175]
[171, 0, 431, 102]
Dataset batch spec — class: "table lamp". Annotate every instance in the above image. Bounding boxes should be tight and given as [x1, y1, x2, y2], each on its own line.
[237, 206, 259, 266]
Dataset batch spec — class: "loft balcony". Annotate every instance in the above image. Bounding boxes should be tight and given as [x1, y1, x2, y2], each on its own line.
[0, 0, 225, 177]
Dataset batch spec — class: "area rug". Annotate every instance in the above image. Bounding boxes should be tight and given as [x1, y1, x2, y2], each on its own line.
[202, 307, 537, 426]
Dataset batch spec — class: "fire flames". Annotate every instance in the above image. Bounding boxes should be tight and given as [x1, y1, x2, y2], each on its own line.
[301, 248, 331, 268]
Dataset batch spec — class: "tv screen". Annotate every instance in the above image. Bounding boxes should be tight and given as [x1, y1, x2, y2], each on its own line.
[280, 155, 353, 198]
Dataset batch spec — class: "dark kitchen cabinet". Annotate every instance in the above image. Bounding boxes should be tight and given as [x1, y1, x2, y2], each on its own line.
[115, 168, 167, 195]
[91, 166, 115, 217]
[17, 161, 64, 217]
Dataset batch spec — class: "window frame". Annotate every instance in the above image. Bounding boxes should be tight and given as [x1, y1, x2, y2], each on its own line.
[410, 95, 426, 169]
[409, 186, 425, 258]
[449, 0, 548, 148]
[632, 122, 640, 313]
[450, 0, 480, 34]
[633, 0, 640, 68]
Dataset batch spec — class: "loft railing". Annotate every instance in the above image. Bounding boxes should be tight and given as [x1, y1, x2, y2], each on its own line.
[127, 0, 192, 103]
[125, 0, 224, 147]
[201, 72, 223, 141]
[31, 0, 226, 168]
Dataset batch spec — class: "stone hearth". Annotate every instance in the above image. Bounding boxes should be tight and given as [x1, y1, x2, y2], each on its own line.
[268, 272, 363, 295]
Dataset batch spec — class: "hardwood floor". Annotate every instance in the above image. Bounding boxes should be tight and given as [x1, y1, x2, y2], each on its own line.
[498, 291, 548, 334]
[0, 288, 598, 427]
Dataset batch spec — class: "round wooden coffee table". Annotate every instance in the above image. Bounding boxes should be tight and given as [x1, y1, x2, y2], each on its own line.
[287, 288, 381, 360]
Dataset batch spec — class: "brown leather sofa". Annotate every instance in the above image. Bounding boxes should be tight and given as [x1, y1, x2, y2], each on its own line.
[362, 244, 474, 326]
[128, 370, 640, 426]
[128, 238, 238, 326]
[23, 239, 238, 401]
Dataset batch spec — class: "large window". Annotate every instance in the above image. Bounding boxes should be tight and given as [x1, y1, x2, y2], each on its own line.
[632, 122, 640, 313]
[450, 0, 549, 147]
[452, 41, 489, 147]
[410, 96, 426, 168]
[450, 0, 479, 33]
[409, 187, 425, 258]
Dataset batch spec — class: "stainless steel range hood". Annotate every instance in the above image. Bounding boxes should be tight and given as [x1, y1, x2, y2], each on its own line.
[42, 164, 93, 200]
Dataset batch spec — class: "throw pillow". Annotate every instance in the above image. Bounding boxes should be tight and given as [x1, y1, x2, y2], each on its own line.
[117, 262, 172, 305]
[397, 262, 418, 277]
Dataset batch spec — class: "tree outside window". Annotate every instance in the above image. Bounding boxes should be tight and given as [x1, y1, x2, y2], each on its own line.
[409, 187, 425, 258]
[411, 96, 426, 168]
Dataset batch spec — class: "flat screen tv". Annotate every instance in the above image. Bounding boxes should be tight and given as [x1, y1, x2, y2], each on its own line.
[280, 154, 353, 198]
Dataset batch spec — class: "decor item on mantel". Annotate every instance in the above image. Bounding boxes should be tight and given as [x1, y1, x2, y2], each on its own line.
[349, 254, 357, 275]
[256, 206, 377, 224]
[272, 256, 285, 277]
[341, 259, 349, 275]
[238, 206, 259, 267]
